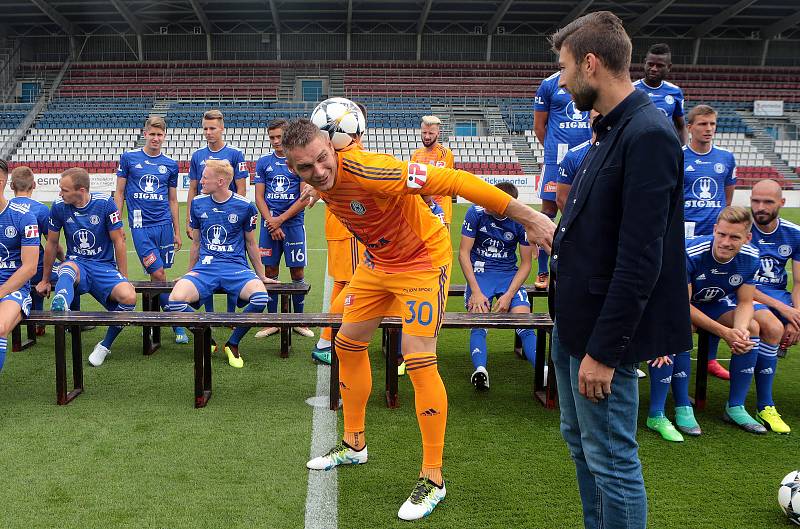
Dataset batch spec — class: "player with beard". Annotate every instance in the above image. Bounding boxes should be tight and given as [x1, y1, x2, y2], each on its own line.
[412, 116, 455, 229]
[633, 43, 688, 144]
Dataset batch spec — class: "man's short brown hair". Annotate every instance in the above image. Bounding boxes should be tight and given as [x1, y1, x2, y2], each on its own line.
[10, 166, 34, 192]
[687, 104, 717, 125]
[144, 116, 167, 131]
[717, 206, 752, 231]
[62, 167, 90, 191]
[268, 119, 289, 132]
[283, 119, 328, 151]
[203, 109, 224, 124]
[551, 11, 632, 76]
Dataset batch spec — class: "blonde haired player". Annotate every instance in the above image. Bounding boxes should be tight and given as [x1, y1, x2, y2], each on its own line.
[284, 117, 554, 521]
[412, 115, 455, 228]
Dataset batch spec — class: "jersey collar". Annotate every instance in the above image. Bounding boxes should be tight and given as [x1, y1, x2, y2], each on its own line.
[753, 218, 781, 236]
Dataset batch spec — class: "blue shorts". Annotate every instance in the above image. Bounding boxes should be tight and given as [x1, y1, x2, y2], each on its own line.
[259, 223, 307, 267]
[757, 288, 793, 323]
[536, 163, 559, 202]
[693, 294, 768, 322]
[182, 260, 260, 301]
[66, 260, 129, 306]
[131, 224, 175, 274]
[1, 286, 32, 317]
[464, 270, 530, 310]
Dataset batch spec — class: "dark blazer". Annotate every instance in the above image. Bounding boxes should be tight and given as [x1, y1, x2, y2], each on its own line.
[551, 89, 692, 367]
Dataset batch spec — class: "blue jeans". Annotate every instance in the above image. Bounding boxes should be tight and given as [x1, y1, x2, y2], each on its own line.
[552, 325, 647, 529]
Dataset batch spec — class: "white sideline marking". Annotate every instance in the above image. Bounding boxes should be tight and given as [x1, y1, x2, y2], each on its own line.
[304, 269, 337, 529]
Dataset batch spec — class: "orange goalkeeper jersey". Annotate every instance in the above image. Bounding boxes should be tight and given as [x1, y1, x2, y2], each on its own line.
[320, 147, 511, 273]
[325, 209, 353, 241]
[411, 144, 455, 225]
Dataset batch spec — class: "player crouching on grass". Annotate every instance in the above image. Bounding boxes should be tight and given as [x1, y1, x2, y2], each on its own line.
[164, 159, 277, 368]
[657, 206, 788, 439]
[0, 158, 40, 373]
[459, 181, 536, 390]
[283, 118, 554, 521]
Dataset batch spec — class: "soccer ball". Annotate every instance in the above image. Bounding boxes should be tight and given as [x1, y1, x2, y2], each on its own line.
[779, 471, 800, 525]
[310, 97, 365, 150]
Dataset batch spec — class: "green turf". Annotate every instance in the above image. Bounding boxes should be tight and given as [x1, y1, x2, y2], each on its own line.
[0, 202, 797, 528]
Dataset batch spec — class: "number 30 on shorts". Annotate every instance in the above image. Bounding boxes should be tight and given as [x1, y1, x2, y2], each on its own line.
[405, 300, 433, 326]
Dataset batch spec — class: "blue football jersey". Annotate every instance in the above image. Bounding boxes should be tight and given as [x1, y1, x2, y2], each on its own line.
[189, 193, 258, 267]
[683, 145, 737, 236]
[117, 149, 179, 228]
[10, 196, 50, 273]
[557, 139, 592, 186]
[48, 193, 124, 266]
[461, 205, 529, 273]
[752, 219, 800, 292]
[0, 201, 40, 283]
[686, 235, 759, 304]
[254, 152, 304, 227]
[633, 79, 685, 120]
[188, 144, 249, 193]
[534, 72, 592, 164]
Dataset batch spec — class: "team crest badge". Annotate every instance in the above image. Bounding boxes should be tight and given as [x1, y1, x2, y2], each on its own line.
[714, 163, 726, 174]
[665, 95, 675, 105]
[158, 165, 167, 174]
[4, 226, 16, 238]
[350, 201, 366, 215]
[228, 214, 238, 224]
[503, 231, 514, 241]
[779, 244, 792, 257]
[90, 215, 100, 225]
[729, 274, 743, 286]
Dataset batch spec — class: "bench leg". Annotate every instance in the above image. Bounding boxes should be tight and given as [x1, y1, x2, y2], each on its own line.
[193, 328, 212, 408]
[280, 294, 291, 358]
[385, 328, 400, 408]
[11, 322, 36, 352]
[329, 327, 340, 410]
[142, 293, 161, 356]
[514, 332, 522, 358]
[693, 331, 709, 411]
[54, 324, 82, 405]
[534, 329, 558, 409]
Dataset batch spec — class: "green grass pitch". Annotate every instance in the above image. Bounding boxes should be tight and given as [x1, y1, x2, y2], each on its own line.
[0, 202, 796, 528]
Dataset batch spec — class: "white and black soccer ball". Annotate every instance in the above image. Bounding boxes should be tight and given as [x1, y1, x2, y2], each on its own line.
[779, 471, 800, 525]
[310, 97, 366, 150]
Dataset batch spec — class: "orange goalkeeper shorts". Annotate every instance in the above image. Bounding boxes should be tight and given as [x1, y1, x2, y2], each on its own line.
[327, 237, 364, 282]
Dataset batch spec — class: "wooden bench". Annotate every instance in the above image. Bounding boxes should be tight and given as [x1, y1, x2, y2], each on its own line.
[12, 281, 311, 356]
[329, 312, 556, 411]
[25, 311, 340, 408]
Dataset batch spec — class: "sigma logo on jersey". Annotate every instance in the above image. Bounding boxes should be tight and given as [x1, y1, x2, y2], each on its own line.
[756, 257, 780, 283]
[728, 274, 743, 286]
[693, 286, 725, 302]
[24, 224, 38, 238]
[72, 229, 100, 255]
[205, 224, 232, 251]
[350, 201, 366, 215]
[686, 177, 722, 208]
[4, 226, 16, 238]
[563, 101, 589, 125]
[134, 175, 164, 200]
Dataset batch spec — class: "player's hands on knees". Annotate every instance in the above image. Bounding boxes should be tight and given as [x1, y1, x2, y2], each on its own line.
[467, 291, 490, 313]
[647, 355, 673, 368]
[783, 323, 800, 347]
[35, 280, 51, 298]
[578, 354, 614, 403]
[724, 327, 755, 354]
[491, 294, 512, 313]
[779, 306, 800, 329]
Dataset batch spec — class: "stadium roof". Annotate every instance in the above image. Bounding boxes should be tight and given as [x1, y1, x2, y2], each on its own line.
[2, 0, 799, 40]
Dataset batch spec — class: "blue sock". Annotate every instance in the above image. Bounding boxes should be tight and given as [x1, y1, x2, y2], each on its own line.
[292, 279, 306, 313]
[226, 293, 237, 313]
[202, 296, 214, 312]
[728, 338, 759, 407]
[671, 351, 692, 407]
[53, 266, 77, 306]
[0, 337, 6, 372]
[648, 358, 674, 417]
[158, 293, 182, 334]
[706, 333, 720, 361]
[101, 302, 136, 349]
[166, 299, 194, 313]
[755, 341, 779, 410]
[228, 291, 270, 346]
[516, 328, 537, 366]
[469, 328, 488, 370]
[266, 276, 279, 314]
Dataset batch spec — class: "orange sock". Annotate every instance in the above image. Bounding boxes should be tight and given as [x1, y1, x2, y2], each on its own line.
[334, 333, 371, 434]
[405, 352, 448, 469]
[321, 281, 348, 342]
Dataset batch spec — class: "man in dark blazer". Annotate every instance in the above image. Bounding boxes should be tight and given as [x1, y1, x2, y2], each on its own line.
[549, 12, 691, 529]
